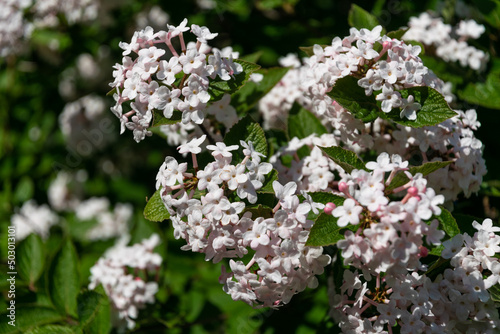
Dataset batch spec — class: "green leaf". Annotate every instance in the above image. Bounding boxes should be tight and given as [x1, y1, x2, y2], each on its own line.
[386, 28, 408, 40]
[305, 213, 357, 247]
[473, 0, 500, 29]
[385, 160, 453, 193]
[25, 325, 77, 334]
[435, 207, 460, 237]
[425, 257, 450, 280]
[257, 169, 279, 194]
[49, 239, 80, 318]
[208, 59, 261, 102]
[0, 306, 64, 334]
[224, 115, 268, 162]
[231, 67, 290, 114]
[77, 289, 111, 334]
[243, 204, 274, 219]
[459, 69, 500, 110]
[299, 45, 328, 57]
[319, 146, 367, 173]
[287, 103, 327, 139]
[17, 233, 45, 286]
[348, 4, 381, 30]
[144, 188, 170, 222]
[327, 76, 380, 122]
[428, 245, 444, 256]
[240, 51, 263, 64]
[482, 180, 500, 198]
[382, 86, 457, 127]
[307, 192, 346, 206]
[150, 110, 183, 128]
[14, 176, 34, 204]
[489, 283, 500, 303]
[106, 87, 117, 97]
[301, 192, 345, 220]
[329, 77, 457, 127]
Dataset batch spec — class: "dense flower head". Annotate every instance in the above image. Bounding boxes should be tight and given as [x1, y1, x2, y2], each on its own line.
[330, 217, 500, 333]
[405, 13, 488, 71]
[301, 25, 446, 121]
[89, 234, 162, 329]
[259, 27, 486, 205]
[321, 153, 500, 332]
[110, 19, 243, 142]
[330, 154, 446, 276]
[155, 140, 331, 306]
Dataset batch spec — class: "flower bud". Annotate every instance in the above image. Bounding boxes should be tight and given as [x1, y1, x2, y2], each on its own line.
[324, 202, 336, 215]
[338, 182, 348, 193]
[418, 245, 429, 258]
[408, 186, 419, 196]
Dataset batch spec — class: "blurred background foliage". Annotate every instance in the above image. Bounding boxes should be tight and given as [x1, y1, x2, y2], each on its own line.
[0, 0, 499, 333]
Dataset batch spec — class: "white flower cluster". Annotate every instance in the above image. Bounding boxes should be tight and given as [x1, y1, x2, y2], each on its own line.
[258, 29, 486, 204]
[321, 153, 499, 332]
[11, 200, 59, 241]
[110, 18, 243, 142]
[373, 109, 486, 200]
[0, 0, 99, 57]
[332, 153, 446, 275]
[155, 137, 331, 307]
[270, 134, 341, 193]
[89, 234, 162, 330]
[331, 218, 500, 333]
[303, 25, 446, 120]
[49, 171, 133, 241]
[404, 13, 488, 71]
[74, 197, 132, 241]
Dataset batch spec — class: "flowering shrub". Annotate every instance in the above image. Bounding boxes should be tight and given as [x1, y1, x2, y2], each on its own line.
[3, 2, 500, 334]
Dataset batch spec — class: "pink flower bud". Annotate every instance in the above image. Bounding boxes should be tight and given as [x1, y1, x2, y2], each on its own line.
[383, 40, 392, 49]
[338, 182, 348, 193]
[418, 245, 428, 258]
[408, 186, 419, 196]
[324, 202, 336, 215]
